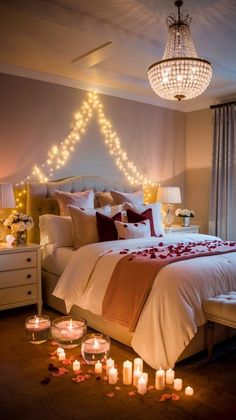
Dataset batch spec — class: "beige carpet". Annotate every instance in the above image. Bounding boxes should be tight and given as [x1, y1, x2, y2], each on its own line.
[1, 306, 236, 420]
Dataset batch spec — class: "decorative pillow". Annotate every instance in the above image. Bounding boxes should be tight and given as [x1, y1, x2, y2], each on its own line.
[54, 190, 94, 216]
[95, 191, 114, 207]
[96, 211, 122, 242]
[68, 205, 123, 248]
[114, 220, 151, 240]
[126, 208, 155, 236]
[39, 214, 73, 248]
[110, 190, 143, 205]
[124, 202, 164, 236]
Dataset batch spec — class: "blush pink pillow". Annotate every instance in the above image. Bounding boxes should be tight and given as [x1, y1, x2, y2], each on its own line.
[54, 190, 94, 216]
[114, 220, 151, 240]
[110, 190, 143, 205]
[96, 212, 122, 242]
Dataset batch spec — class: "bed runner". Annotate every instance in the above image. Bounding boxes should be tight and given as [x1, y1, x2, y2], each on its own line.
[102, 240, 236, 332]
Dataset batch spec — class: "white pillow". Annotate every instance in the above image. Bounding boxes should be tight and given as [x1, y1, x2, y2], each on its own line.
[123, 202, 164, 236]
[68, 205, 122, 248]
[114, 220, 151, 240]
[110, 190, 143, 205]
[54, 189, 94, 216]
[39, 214, 74, 248]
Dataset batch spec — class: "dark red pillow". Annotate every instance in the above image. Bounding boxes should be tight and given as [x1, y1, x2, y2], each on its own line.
[96, 212, 122, 242]
[126, 208, 155, 236]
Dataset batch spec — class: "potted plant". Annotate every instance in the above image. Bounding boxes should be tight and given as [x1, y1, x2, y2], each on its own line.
[175, 208, 195, 227]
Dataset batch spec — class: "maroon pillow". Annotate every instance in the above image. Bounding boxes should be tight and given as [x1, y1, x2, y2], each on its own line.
[96, 212, 122, 242]
[126, 208, 155, 236]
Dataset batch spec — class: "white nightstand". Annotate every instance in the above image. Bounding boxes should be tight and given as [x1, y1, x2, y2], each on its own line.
[0, 243, 42, 313]
[164, 224, 200, 234]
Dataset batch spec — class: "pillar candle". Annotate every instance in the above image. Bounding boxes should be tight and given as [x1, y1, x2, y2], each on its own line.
[106, 358, 114, 375]
[123, 360, 132, 385]
[165, 368, 175, 385]
[58, 350, 66, 361]
[133, 368, 142, 387]
[134, 357, 143, 372]
[95, 361, 103, 374]
[56, 347, 64, 356]
[174, 378, 182, 391]
[185, 386, 194, 396]
[108, 367, 118, 384]
[72, 360, 80, 372]
[155, 368, 165, 390]
[137, 374, 148, 395]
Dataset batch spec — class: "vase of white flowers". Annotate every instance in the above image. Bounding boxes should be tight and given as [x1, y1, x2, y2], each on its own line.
[3, 212, 34, 247]
[175, 208, 195, 227]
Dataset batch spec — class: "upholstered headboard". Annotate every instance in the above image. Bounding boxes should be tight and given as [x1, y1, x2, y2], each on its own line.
[27, 175, 141, 243]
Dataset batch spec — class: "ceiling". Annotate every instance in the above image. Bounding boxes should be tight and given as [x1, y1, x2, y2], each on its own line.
[0, 0, 236, 112]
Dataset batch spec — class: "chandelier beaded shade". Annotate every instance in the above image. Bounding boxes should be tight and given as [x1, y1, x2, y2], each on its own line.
[148, 0, 212, 101]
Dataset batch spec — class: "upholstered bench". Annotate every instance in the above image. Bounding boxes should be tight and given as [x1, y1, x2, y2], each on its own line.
[203, 291, 236, 358]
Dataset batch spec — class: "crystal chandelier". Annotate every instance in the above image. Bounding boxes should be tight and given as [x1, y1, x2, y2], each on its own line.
[148, 0, 212, 101]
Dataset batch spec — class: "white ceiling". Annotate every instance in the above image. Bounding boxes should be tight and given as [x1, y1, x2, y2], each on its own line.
[0, 0, 236, 112]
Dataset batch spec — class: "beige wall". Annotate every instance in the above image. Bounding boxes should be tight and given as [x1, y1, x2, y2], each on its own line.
[185, 109, 213, 233]
[0, 73, 186, 197]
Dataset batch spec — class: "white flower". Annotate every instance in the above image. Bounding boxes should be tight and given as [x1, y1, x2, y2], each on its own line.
[175, 208, 195, 217]
[2, 212, 34, 233]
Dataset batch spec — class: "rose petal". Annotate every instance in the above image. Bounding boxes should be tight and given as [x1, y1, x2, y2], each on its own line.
[115, 386, 121, 390]
[84, 374, 91, 379]
[41, 377, 50, 385]
[128, 391, 136, 397]
[72, 375, 85, 383]
[52, 367, 69, 377]
[50, 356, 57, 360]
[62, 358, 72, 365]
[171, 394, 180, 401]
[51, 341, 58, 346]
[105, 392, 114, 398]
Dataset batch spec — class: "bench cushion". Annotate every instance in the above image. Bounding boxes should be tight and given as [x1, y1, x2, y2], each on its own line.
[203, 291, 236, 328]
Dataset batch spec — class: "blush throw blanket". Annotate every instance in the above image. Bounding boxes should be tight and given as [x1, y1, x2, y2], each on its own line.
[102, 240, 236, 332]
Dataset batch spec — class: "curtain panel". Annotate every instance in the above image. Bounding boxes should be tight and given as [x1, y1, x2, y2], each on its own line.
[209, 104, 236, 240]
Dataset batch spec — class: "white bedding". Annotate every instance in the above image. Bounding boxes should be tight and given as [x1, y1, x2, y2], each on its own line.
[53, 233, 236, 369]
[41, 244, 74, 275]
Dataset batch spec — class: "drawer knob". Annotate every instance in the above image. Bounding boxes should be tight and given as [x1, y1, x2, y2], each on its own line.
[27, 274, 32, 279]
[27, 290, 32, 295]
[26, 257, 32, 263]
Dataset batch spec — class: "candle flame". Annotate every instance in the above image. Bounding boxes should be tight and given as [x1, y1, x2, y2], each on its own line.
[93, 337, 99, 349]
[68, 319, 73, 330]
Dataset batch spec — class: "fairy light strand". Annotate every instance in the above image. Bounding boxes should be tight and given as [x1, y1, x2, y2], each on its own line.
[15, 91, 157, 209]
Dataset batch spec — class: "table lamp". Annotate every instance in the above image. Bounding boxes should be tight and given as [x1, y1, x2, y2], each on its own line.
[157, 186, 181, 226]
[0, 182, 16, 241]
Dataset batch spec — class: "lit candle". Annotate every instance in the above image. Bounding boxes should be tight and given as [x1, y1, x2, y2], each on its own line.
[165, 368, 175, 385]
[58, 350, 66, 361]
[106, 358, 114, 375]
[155, 368, 165, 390]
[133, 368, 142, 387]
[123, 360, 132, 385]
[95, 361, 103, 374]
[25, 315, 51, 344]
[185, 386, 194, 396]
[108, 367, 118, 384]
[73, 360, 80, 372]
[51, 316, 86, 349]
[137, 373, 148, 395]
[134, 357, 143, 372]
[174, 378, 183, 391]
[81, 334, 110, 365]
[56, 347, 64, 356]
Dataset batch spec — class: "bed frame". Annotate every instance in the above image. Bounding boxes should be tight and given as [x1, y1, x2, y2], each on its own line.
[27, 175, 233, 362]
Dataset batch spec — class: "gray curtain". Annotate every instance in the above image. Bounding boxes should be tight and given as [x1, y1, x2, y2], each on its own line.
[209, 104, 236, 240]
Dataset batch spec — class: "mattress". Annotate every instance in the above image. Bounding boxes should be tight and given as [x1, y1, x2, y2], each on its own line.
[41, 244, 74, 276]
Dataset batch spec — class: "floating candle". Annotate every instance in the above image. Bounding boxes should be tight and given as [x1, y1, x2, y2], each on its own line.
[51, 316, 87, 349]
[25, 315, 51, 344]
[81, 333, 110, 365]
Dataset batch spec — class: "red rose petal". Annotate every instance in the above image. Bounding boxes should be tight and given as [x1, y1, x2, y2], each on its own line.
[105, 392, 114, 398]
[128, 391, 136, 397]
[52, 367, 69, 377]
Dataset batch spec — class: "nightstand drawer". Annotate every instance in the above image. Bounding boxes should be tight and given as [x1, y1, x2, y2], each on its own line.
[0, 251, 36, 271]
[0, 283, 38, 305]
[0, 268, 37, 288]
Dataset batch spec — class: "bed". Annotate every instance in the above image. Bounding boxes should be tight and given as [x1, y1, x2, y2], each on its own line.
[27, 175, 236, 369]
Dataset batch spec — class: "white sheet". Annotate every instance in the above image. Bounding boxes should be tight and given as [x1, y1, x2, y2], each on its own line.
[53, 234, 236, 369]
[41, 244, 74, 275]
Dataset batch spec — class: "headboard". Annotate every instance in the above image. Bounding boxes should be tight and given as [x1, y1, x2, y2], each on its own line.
[27, 175, 141, 244]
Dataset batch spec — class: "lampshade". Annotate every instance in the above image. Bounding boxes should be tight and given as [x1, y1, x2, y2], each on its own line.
[157, 186, 181, 204]
[0, 183, 16, 209]
[148, 0, 212, 101]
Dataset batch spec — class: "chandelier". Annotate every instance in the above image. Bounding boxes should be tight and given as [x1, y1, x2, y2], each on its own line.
[148, 0, 212, 101]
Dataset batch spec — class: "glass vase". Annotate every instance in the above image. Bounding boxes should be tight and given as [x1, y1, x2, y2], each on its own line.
[12, 231, 27, 247]
[181, 217, 190, 227]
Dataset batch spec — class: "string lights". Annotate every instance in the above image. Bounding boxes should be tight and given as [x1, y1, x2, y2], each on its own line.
[15, 91, 157, 209]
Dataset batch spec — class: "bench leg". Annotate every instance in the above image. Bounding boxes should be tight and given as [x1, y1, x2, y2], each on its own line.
[206, 321, 214, 359]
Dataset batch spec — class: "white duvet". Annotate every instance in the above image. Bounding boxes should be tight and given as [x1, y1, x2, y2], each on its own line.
[53, 233, 236, 369]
